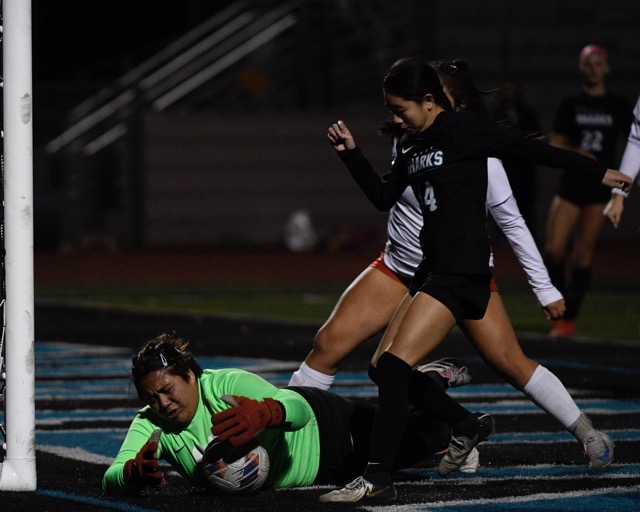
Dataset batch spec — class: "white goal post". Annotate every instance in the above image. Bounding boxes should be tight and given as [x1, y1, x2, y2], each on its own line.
[0, 0, 36, 491]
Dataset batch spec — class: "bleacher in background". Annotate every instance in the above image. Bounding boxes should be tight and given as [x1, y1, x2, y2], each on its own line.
[39, 0, 640, 251]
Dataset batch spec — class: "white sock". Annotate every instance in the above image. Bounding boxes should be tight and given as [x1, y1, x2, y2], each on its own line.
[567, 412, 597, 444]
[288, 361, 335, 390]
[522, 365, 581, 429]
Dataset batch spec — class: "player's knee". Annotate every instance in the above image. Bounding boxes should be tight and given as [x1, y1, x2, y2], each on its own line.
[311, 326, 350, 370]
[490, 352, 519, 377]
[313, 325, 337, 355]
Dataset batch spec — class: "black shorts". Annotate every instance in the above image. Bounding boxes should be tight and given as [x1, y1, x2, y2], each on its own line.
[409, 271, 492, 321]
[558, 170, 610, 205]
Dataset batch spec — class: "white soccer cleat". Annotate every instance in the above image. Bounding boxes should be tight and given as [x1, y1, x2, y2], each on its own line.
[417, 357, 472, 388]
[318, 476, 397, 503]
[584, 429, 615, 468]
[438, 413, 494, 477]
[458, 447, 480, 473]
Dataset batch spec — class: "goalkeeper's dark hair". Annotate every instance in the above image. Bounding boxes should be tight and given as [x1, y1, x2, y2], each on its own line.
[131, 332, 203, 398]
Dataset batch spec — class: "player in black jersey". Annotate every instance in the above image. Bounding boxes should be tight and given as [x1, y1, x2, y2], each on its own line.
[543, 44, 633, 338]
[318, 56, 631, 504]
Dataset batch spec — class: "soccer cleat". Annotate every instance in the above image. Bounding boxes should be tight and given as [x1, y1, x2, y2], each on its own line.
[458, 447, 480, 473]
[438, 413, 495, 477]
[583, 429, 615, 468]
[318, 476, 397, 503]
[416, 357, 472, 388]
[549, 319, 576, 338]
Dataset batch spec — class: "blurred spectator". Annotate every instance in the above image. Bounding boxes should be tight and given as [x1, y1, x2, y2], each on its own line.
[283, 209, 318, 252]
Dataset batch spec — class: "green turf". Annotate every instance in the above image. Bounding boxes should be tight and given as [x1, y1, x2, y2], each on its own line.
[36, 280, 640, 341]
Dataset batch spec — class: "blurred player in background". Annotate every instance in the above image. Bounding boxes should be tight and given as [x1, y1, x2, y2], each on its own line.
[604, 94, 640, 228]
[543, 44, 633, 338]
[490, 82, 543, 235]
[102, 333, 475, 495]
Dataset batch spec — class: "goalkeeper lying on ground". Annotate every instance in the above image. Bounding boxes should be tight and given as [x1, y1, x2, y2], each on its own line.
[102, 332, 476, 495]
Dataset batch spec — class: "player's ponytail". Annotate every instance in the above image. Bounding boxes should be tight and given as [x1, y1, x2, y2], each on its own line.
[430, 59, 488, 114]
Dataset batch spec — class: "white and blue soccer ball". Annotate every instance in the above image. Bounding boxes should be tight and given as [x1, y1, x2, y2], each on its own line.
[201, 438, 270, 495]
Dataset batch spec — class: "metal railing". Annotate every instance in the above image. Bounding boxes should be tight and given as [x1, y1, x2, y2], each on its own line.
[46, 0, 302, 157]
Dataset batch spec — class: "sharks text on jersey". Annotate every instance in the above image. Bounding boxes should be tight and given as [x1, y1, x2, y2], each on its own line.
[407, 149, 444, 175]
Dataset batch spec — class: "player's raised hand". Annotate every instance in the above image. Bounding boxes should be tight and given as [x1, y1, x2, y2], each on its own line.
[123, 429, 166, 490]
[327, 120, 356, 151]
[602, 169, 632, 193]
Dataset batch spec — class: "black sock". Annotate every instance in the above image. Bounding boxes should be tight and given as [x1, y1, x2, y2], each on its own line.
[565, 266, 591, 320]
[363, 462, 392, 487]
[544, 254, 566, 296]
[368, 363, 378, 384]
[365, 352, 412, 477]
[409, 370, 469, 426]
[451, 414, 477, 437]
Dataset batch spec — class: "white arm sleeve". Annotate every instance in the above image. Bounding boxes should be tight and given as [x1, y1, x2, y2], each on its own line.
[613, 95, 640, 197]
[487, 161, 563, 307]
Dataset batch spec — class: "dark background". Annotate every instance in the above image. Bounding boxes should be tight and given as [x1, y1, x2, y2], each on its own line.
[24, 0, 640, 252]
[33, 1, 227, 82]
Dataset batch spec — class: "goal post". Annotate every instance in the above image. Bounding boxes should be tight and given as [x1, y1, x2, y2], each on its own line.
[0, 0, 36, 491]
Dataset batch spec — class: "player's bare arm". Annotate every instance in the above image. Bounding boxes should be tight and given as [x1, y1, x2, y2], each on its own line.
[327, 120, 356, 151]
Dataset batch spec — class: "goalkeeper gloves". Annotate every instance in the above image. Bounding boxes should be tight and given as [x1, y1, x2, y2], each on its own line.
[212, 395, 285, 447]
[123, 430, 166, 490]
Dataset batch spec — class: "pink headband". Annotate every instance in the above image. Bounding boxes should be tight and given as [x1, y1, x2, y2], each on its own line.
[579, 44, 608, 61]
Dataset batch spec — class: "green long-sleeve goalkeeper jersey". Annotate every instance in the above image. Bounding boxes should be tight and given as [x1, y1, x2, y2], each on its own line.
[102, 369, 320, 493]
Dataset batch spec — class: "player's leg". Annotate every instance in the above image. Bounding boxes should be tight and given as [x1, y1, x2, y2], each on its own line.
[369, 290, 412, 367]
[339, 295, 456, 495]
[574, 202, 607, 267]
[376, 293, 493, 477]
[563, 203, 606, 321]
[544, 196, 581, 336]
[545, 196, 581, 254]
[462, 291, 613, 467]
[544, 196, 581, 281]
[289, 266, 407, 388]
[460, 292, 537, 388]
[385, 292, 456, 367]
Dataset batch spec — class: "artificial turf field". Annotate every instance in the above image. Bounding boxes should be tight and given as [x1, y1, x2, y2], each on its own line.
[2, 304, 639, 512]
[2, 245, 640, 511]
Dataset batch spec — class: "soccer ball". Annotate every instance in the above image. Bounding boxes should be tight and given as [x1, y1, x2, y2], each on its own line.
[200, 438, 270, 495]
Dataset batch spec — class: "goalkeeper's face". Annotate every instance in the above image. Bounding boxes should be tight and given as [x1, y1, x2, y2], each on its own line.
[139, 368, 200, 426]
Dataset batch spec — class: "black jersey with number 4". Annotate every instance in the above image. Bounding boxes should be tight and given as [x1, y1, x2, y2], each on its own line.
[339, 110, 606, 275]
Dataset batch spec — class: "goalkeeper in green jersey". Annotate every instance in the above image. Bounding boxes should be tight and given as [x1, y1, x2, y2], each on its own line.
[102, 332, 474, 495]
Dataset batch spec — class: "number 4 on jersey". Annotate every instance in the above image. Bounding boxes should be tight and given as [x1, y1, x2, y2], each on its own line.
[424, 182, 437, 212]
